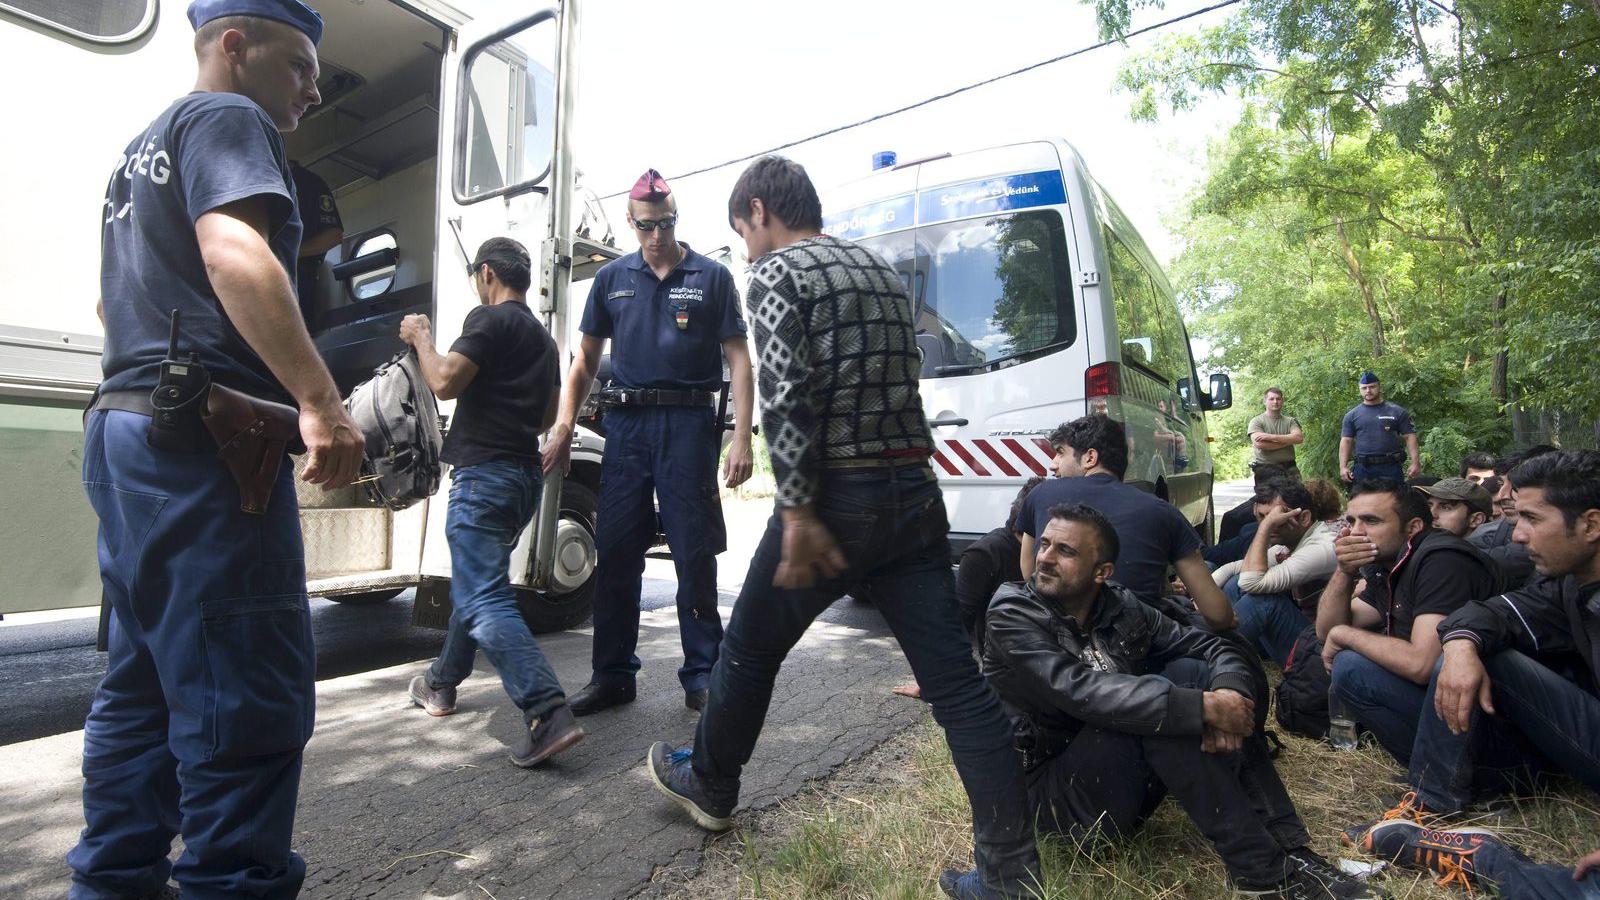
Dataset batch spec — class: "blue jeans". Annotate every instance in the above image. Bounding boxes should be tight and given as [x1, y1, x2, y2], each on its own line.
[429, 459, 566, 720]
[1331, 650, 1429, 764]
[69, 411, 313, 900]
[1410, 650, 1600, 814]
[1224, 576, 1308, 667]
[590, 405, 725, 691]
[691, 465, 1040, 895]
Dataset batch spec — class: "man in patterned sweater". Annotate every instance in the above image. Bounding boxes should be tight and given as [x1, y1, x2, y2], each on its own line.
[645, 156, 1042, 899]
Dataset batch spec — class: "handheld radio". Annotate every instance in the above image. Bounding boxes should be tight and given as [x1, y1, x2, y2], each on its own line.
[146, 309, 211, 452]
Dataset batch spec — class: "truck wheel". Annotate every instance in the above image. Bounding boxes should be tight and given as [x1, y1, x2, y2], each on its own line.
[515, 479, 599, 633]
[327, 588, 405, 605]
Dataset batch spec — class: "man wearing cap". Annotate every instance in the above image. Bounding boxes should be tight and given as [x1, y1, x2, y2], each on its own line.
[289, 160, 343, 325]
[1418, 477, 1494, 539]
[543, 169, 754, 715]
[403, 237, 585, 768]
[1338, 372, 1420, 484]
[71, 3, 366, 898]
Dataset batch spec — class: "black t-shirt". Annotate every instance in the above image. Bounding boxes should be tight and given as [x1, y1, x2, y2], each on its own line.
[290, 162, 341, 319]
[956, 526, 1023, 642]
[1361, 532, 1498, 639]
[101, 92, 300, 402]
[1017, 473, 1202, 601]
[440, 301, 558, 467]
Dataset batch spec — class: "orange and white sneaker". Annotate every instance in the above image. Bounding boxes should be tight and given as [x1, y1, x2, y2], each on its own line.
[1358, 819, 1520, 894]
[1341, 792, 1442, 847]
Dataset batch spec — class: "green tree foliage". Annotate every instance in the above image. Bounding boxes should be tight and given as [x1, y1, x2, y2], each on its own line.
[1088, 0, 1600, 468]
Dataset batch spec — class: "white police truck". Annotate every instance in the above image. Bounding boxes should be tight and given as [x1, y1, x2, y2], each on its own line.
[821, 141, 1233, 549]
[0, 0, 614, 629]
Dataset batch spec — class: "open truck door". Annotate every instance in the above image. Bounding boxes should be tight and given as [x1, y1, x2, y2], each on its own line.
[414, 2, 601, 632]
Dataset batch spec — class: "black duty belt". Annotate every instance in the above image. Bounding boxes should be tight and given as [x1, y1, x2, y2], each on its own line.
[1357, 452, 1405, 465]
[599, 388, 715, 408]
[86, 389, 156, 418]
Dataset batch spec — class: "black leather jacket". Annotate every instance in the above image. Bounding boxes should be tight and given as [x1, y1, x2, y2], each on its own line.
[1439, 574, 1600, 692]
[982, 579, 1257, 767]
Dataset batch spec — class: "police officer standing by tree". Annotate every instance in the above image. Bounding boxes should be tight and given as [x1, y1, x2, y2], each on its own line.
[1338, 371, 1420, 484]
[71, 2, 365, 897]
[543, 169, 755, 714]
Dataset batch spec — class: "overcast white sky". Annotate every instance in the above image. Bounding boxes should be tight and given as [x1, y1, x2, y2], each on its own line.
[569, 0, 1241, 268]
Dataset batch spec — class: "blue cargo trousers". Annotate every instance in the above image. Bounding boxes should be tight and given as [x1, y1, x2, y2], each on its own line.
[68, 410, 314, 900]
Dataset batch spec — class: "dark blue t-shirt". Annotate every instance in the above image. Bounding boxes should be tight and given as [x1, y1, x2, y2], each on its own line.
[1341, 401, 1415, 456]
[577, 245, 745, 390]
[100, 92, 300, 402]
[1017, 472, 1202, 601]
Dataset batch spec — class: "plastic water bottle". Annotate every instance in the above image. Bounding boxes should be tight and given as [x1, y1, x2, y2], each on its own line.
[1328, 684, 1359, 751]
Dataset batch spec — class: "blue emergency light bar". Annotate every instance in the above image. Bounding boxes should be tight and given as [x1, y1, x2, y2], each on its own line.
[871, 151, 897, 170]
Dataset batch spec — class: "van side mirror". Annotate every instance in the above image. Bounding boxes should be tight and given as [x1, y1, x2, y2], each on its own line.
[1205, 373, 1232, 410]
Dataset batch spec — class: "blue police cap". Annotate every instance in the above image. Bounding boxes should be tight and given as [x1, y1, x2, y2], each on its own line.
[188, 0, 324, 46]
[1359, 371, 1380, 385]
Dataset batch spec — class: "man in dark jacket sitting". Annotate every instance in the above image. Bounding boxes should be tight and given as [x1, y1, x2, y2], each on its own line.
[1345, 450, 1600, 898]
[984, 503, 1374, 900]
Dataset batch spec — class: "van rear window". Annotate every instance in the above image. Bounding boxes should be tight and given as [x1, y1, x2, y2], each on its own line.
[860, 209, 1075, 378]
[2, 0, 153, 43]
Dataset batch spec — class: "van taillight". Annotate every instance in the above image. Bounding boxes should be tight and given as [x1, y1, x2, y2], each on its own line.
[1085, 362, 1122, 397]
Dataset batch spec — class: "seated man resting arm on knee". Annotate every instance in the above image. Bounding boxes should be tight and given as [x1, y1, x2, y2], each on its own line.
[985, 503, 1376, 900]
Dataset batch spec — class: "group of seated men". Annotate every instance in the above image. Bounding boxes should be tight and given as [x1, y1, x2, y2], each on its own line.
[943, 414, 1600, 899]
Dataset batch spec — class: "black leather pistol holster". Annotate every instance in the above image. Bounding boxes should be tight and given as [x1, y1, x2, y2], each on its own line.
[202, 383, 305, 514]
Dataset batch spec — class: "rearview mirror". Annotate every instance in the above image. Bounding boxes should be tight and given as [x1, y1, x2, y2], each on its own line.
[1205, 373, 1233, 410]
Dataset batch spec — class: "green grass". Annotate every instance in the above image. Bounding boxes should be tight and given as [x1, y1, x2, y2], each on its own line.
[692, 717, 1600, 899]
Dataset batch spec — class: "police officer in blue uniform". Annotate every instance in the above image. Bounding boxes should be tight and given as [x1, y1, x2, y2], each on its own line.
[71, 3, 365, 897]
[1338, 371, 1421, 485]
[543, 169, 755, 715]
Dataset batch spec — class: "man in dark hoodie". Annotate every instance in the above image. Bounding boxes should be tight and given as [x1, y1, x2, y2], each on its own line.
[984, 503, 1375, 900]
[1345, 450, 1600, 896]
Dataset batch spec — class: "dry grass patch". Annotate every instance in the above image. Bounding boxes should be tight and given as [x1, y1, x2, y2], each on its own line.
[670, 714, 1600, 899]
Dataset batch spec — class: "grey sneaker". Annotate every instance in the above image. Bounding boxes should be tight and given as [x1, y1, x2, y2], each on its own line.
[646, 741, 736, 830]
[409, 675, 456, 716]
[511, 704, 585, 768]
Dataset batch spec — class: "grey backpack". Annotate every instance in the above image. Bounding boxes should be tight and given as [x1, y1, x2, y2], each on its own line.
[344, 350, 443, 511]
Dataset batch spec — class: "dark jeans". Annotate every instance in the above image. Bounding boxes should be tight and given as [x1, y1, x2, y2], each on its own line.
[1027, 659, 1294, 888]
[1223, 576, 1309, 667]
[1352, 461, 1403, 483]
[1475, 842, 1600, 900]
[69, 412, 313, 900]
[1332, 649, 1429, 765]
[691, 465, 1041, 895]
[429, 459, 566, 720]
[591, 405, 725, 691]
[1411, 650, 1600, 814]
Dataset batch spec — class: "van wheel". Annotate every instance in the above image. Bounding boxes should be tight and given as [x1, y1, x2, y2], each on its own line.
[514, 480, 599, 633]
[328, 588, 405, 605]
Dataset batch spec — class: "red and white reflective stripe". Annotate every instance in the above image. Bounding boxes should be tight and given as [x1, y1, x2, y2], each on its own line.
[932, 438, 1053, 478]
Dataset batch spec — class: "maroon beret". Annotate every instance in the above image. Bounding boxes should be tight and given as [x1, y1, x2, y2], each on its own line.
[628, 168, 671, 202]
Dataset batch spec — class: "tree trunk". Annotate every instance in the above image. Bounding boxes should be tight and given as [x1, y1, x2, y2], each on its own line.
[1492, 288, 1508, 407]
[1335, 218, 1385, 357]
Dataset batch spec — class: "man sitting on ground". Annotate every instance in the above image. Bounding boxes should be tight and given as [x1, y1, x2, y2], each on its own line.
[1211, 478, 1339, 666]
[1017, 416, 1236, 631]
[1460, 451, 1497, 488]
[1346, 451, 1600, 897]
[985, 503, 1375, 900]
[1318, 480, 1499, 765]
[1416, 477, 1493, 539]
[1209, 463, 1295, 567]
[1471, 446, 1560, 589]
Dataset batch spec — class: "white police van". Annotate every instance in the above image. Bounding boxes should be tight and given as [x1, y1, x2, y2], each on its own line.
[822, 141, 1233, 548]
[0, 1, 613, 629]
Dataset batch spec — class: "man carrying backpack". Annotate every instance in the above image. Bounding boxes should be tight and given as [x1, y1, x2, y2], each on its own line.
[402, 237, 585, 768]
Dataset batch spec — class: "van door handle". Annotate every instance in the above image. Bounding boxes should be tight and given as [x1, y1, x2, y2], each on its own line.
[928, 416, 969, 427]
